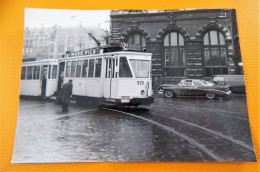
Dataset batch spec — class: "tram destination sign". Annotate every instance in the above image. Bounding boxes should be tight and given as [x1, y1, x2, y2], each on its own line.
[66, 47, 101, 58]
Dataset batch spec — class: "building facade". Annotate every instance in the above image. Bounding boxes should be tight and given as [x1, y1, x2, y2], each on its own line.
[110, 9, 242, 84]
[23, 25, 109, 61]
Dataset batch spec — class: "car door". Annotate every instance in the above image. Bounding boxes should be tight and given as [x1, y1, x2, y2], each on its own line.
[192, 80, 207, 96]
[179, 80, 196, 96]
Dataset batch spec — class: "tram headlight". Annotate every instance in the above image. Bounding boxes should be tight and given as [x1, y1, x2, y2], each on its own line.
[141, 90, 145, 95]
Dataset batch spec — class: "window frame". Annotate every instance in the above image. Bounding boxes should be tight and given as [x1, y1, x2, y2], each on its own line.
[163, 32, 186, 78]
[81, 59, 89, 78]
[65, 61, 71, 78]
[118, 56, 133, 78]
[70, 61, 76, 78]
[26, 66, 33, 80]
[21, 67, 27, 80]
[203, 30, 228, 77]
[95, 58, 102, 78]
[52, 65, 58, 79]
[88, 59, 95, 78]
[127, 32, 146, 51]
[33, 66, 40, 80]
[76, 60, 82, 78]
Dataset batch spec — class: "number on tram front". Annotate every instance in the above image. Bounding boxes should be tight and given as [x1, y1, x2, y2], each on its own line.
[137, 81, 144, 85]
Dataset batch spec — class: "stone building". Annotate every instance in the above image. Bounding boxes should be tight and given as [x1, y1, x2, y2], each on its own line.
[23, 25, 109, 61]
[110, 9, 242, 84]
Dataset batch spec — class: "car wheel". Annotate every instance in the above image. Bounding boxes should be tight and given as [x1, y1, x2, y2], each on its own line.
[164, 90, 175, 98]
[206, 92, 216, 99]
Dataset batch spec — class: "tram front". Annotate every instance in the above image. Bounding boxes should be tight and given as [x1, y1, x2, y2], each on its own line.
[104, 52, 154, 106]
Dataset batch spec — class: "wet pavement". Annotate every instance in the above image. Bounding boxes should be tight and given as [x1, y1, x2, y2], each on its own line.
[12, 95, 257, 163]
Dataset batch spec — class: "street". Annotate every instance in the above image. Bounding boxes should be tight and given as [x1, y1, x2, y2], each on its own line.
[12, 95, 256, 162]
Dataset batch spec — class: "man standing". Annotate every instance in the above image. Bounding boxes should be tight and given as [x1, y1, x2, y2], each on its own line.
[61, 79, 73, 112]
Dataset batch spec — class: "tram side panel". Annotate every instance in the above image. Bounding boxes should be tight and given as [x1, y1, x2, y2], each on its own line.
[45, 79, 59, 97]
[20, 80, 42, 96]
[62, 57, 104, 100]
[64, 78, 103, 98]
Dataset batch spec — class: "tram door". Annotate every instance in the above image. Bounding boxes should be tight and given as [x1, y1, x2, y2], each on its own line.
[57, 62, 65, 91]
[104, 57, 118, 99]
[41, 65, 48, 96]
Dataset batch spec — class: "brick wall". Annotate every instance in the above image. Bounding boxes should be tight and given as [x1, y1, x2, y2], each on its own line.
[110, 9, 242, 84]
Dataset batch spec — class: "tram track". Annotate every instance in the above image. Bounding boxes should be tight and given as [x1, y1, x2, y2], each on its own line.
[103, 107, 223, 162]
[150, 112, 254, 151]
[19, 102, 53, 109]
[155, 99, 248, 114]
[22, 109, 98, 125]
[153, 104, 249, 121]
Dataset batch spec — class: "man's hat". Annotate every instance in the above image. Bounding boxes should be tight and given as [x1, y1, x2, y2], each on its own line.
[69, 79, 73, 82]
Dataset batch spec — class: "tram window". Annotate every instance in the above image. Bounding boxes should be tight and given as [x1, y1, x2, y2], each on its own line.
[27, 66, 33, 80]
[115, 59, 118, 78]
[130, 60, 149, 78]
[112, 59, 115, 78]
[48, 65, 51, 79]
[107, 59, 111, 78]
[88, 59, 95, 78]
[82, 60, 88, 78]
[65, 61, 71, 78]
[105, 59, 112, 78]
[52, 65, 57, 79]
[33, 66, 40, 79]
[76, 60, 82, 78]
[119, 57, 132, 78]
[21, 67, 26, 80]
[105, 59, 109, 78]
[70, 61, 76, 78]
[95, 59, 102, 78]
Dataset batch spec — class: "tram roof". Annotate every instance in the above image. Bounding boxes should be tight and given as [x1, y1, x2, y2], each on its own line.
[22, 59, 58, 65]
[59, 51, 152, 61]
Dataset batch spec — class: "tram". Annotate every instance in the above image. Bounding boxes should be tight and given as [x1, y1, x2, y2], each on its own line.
[20, 59, 59, 97]
[20, 46, 154, 106]
[58, 46, 154, 106]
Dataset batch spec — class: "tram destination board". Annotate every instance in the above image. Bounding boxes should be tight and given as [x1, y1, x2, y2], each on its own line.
[11, 8, 257, 163]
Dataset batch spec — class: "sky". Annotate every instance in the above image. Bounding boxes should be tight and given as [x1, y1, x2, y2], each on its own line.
[24, 8, 110, 31]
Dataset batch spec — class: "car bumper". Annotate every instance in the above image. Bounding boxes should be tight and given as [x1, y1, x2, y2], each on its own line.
[226, 90, 232, 95]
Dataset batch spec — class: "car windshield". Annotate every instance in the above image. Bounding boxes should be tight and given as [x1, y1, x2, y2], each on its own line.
[201, 80, 214, 86]
[130, 60, 150, 78]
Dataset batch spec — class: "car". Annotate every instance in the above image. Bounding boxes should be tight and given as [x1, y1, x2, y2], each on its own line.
[159, 79, 231, 99]
[212, 75, 246, 94]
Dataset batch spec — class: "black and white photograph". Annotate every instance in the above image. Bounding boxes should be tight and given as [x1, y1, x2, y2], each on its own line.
[12, 8, 257, 163]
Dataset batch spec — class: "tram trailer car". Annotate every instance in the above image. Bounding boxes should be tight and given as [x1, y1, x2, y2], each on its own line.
[59, 49, 154, 106]
[20, 59, 59, 97]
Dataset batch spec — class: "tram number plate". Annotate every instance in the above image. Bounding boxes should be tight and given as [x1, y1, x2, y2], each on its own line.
[121, 96, 130, 103]
[137, 81, 144, 85]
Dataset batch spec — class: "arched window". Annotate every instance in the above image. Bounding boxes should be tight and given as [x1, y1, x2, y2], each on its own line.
[163, 32, 185, 77]
[203, 30, 228, 77]
[127, 33, 146, 51]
